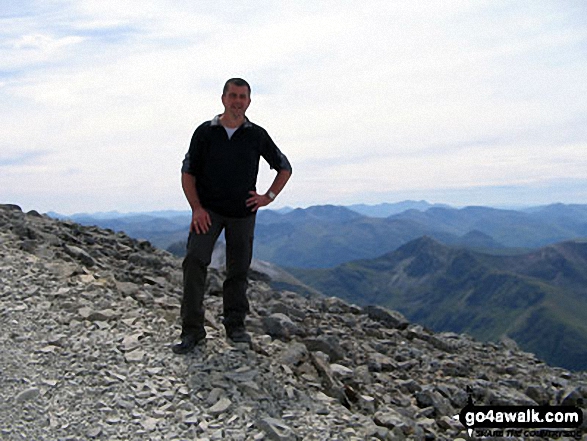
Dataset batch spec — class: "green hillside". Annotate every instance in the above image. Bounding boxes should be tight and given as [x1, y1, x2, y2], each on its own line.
[289, 237, 587, 371]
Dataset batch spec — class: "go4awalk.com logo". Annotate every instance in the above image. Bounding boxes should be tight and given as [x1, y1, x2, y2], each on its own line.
[455, 394, 584, 439]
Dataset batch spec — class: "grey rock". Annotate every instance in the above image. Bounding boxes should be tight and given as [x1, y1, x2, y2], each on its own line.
[363, 305, 409, 329]
[303, 335, 344, 362]
[398, 379, 422, 394]
[86, 427, 102, 438]
[437, 415, 462, 431]
[415, 388, 454, 416]
[115, 281, 140, 296]
[321, 296, 356, 314]
[368, 352, 396, 372]
[2, 203, 22, 212]
[356, 394, 376, 413]
[64, 244, 96, 267]
[78, 306, 117, 322]
[224, 368, 259, 383]
[374, 406, 413, 432]
[124, 349, 145, 363]
[209, 397, 232, 415]
[500, 335, 520, 351]
[329, 363, 354, 379]
[486, 387, 538, 406]
[128, 252, 161, 268]
[19, 239, 37, 253]
[256, 417, 296, 441]
[206, 387, 224, 406]
[525, 384, 552, 405]
[310, 352, 347, 406]
[560, 386, 585, 406]
[278, 342, 308, 366]
[262, 313, 302, 340]
[270, 301, 307, 320]
[440, 359, 470, 377]
[15, 387, 40, 403]
[89, 309, 118, 321]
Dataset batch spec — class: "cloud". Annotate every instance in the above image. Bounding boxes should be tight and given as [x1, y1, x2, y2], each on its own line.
[0, 149, 49, 167]
[1, 1, 587, 213]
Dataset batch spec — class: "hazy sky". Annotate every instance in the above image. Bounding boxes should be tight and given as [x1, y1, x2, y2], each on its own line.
[2, 1, 587, 214]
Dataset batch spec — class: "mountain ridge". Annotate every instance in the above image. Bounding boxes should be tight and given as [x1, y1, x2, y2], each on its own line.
[289, 236, 587, 371]
[50, 202, 587, 269]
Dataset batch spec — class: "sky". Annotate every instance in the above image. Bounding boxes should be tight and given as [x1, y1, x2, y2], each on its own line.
[1, 0, 587, 215]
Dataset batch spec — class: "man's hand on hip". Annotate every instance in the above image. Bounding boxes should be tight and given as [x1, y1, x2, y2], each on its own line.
[191, 207, 211, 234]
[246, 191, 271, 212]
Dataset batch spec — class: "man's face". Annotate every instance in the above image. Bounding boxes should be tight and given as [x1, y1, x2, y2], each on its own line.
[222, 84, 251, 119]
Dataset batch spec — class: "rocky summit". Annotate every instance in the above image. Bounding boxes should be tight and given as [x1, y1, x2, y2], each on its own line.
[0, 204, 586, 441]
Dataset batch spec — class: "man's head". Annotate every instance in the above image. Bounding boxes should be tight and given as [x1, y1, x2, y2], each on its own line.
[223, 78, 251, 96]
[221, 78, 251, 122]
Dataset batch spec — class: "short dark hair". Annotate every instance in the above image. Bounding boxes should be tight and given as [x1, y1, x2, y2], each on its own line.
[223, 78, 251, 96]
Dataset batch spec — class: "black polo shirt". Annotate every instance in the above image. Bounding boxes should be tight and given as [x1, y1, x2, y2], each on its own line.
[181, 115, 292, 218]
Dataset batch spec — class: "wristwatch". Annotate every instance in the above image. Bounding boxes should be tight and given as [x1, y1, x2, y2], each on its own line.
[267, 191, 276, 201]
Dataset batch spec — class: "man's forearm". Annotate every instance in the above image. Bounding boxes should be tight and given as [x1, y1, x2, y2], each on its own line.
[181, 172, 202, 211]
[266, 170, 291, 198]
[182, 172, 211, 233]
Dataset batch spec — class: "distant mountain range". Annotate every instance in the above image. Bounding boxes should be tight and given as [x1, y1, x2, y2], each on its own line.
[51, 201, 447, 260]
[50, 202, 587, 268]
[288, 236, 587, 371]
[48, 210, 191, 251]
[253, 203, 587, 268]
[348, 200, 450, 217]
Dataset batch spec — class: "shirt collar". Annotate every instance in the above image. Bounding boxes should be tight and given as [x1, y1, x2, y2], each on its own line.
[211, 114, 252, 128]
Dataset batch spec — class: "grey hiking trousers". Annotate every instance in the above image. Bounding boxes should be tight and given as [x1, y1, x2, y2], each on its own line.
[180, 210, 255, 338]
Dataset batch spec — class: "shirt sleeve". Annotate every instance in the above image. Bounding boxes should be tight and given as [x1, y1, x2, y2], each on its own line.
[259, 128, 292, 173]
[181, 123, 207, 175]
[180, 152, 193, 174]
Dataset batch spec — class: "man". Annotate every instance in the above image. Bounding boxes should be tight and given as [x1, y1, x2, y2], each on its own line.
[173, 78, 292, 354]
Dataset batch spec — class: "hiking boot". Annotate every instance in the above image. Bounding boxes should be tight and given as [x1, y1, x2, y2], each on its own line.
[172, 330, 206, 354]
[226, 328, 252, 344]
